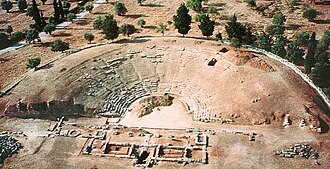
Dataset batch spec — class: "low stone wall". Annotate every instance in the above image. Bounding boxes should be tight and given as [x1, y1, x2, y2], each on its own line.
[4, 99, 85, 119]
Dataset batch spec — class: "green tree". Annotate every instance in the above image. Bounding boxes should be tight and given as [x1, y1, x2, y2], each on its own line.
[0, 33, 11, 49]
[305, 32, 317, 74]
[10, 31, 26, 43]
[137, 18, 146, 28]
[294, 31, 309, 47]
[303, 7, 317, 21]
[67, 13, 76, 22]
[120, 23, 136, 37]
[194, 12, 206, 22]
[230, 37, 241, 48]
[173, 3, 192, 37]
[58, 0, 64, 18]
[85, 2, 94, 13]
[256, 32, 272, 52]
[29, 0, 45, 31]
[93, 16, 103, 30]
[62, 0, 70, 9]
[155, 23, 168, 36]
[84, 32, 94, 43]
[271, 35, 286, 58]
[286, 41, 305, 64]
[245, 0, 256, 7]
[26, 57, 41, 70]
[18, 0, 28, 12]
[5, 25, 13, 35]
[41, 0, 47, 5]
[1, 0, 13, 13]
[51, 38, 69, 52]
[310, 62, 330, 88]
[43, 23, 56, 35]
[266, 24, 285, 36]
[198, 14, 214, 38]
[102, 14, 119, 40]
[288, 0, 297, 8]
[316, 30, 330, 55]
[272, 12, 286, 26]
[53, 0, 60, 22]
[225, 15, 254, 44]
[187, 0, 202, 11]
[114, 2, 127, 16]
[215, 32, 222, 41]
[25, 29, 40, 43]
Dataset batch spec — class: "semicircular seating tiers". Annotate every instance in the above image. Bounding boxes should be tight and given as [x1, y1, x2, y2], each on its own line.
[60, 45, 215, 121]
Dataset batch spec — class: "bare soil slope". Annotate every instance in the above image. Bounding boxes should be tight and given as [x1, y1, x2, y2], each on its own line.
[1, 37, 329, 131]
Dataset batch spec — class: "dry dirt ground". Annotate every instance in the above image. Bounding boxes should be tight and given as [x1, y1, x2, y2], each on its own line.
[0, 116, 329, 169]
[0, 37, 330, 168]
[1, 0, 329, 89]
[1, 0, 330, 168]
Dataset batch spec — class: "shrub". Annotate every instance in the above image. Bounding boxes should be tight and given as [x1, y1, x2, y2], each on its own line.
[84, 32, 94, 43]
[230, 37, 241, 48]
[137, 18, 146, 28]
[120, 23, 136, 37]
[43, 23, 56, 35]
[10, 31, 26, 43]
[0, 32, 11, 49]
[215, 32, 222, 41]
[85, 2, 94, 13]
[155, 23, 168, 36]
[25, 29, 40, 43]
[194, 12, 207, 22]
[114, 2, 127, 16]
[294, 31, 309, 47]
[26, 57, 41, 70]
[67, 13, 76, 22]
[102, 14, 119, 40]
[51, 38, 69, 52]
[18, 0, 28, 12]
[93, 16, 103, 30]
[245, 0, 256, 7]
[5, 25, 13, 35]
[1, 0, 13, 13]
[303, 7, 317, 21]
[187, 0, 202, 11]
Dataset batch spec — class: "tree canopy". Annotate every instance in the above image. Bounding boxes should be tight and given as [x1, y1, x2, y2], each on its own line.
[25, 29, 40, 44]
[101, 14, 119, 40]
[26, 57, 41, 70]
[256, 32, 272, 52]
[303, 7, 317, 21]
[286, 41, 305, 64]
[84, 32, 94, 43]
[114, 2, 127, 16]
[173, 3, 192, 36]
[305, 32, 317, 74]
[225, 15, 254, 45]
[1, 0, 13, 13]
[198, 14, 215, 38]
[120, 23, 136, 37]
[51, 38, 69, 52]
[18, 0, 28, 12]
[187, 0, 202, 11]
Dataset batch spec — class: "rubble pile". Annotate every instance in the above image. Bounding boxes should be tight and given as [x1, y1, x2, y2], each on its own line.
[0, 135, 22, 164]
[274, 143, 319, 159]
